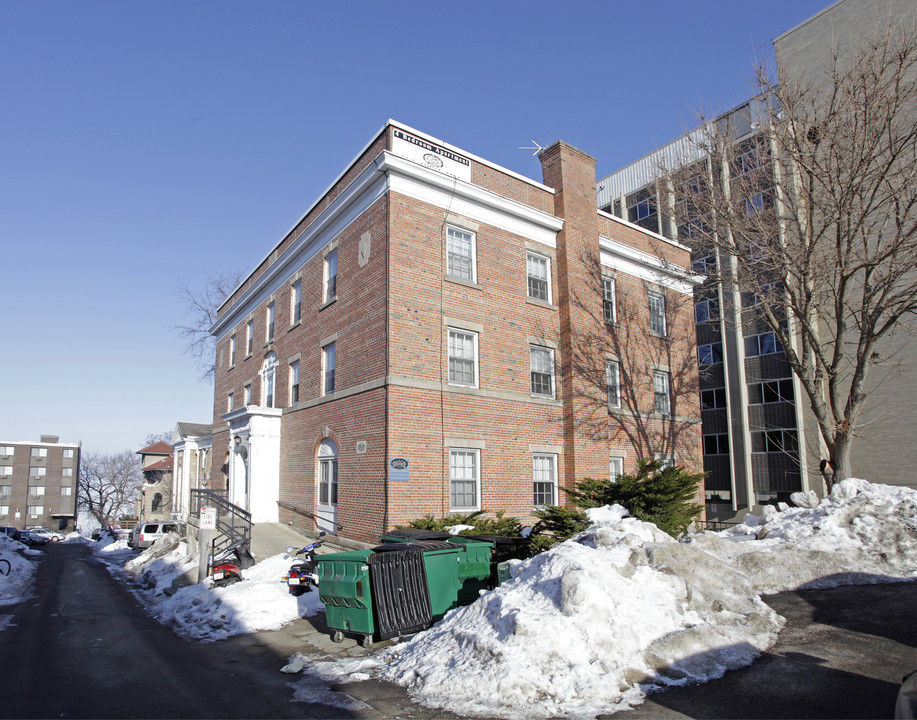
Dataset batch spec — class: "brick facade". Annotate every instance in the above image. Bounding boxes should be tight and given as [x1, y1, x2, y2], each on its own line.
[210, 121, 702, 544]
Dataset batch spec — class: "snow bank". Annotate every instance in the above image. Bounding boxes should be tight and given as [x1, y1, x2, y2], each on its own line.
[0, 534, 38, 607]
[133, 548, 323, 642]
[374, 506, 782, 718]
[324, 479, 917, 719]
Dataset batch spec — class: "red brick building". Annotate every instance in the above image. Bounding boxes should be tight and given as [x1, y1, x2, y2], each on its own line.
[209, 121, 702, 544]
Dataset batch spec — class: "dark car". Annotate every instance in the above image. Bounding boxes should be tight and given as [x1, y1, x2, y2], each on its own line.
[0, 526, 21, 542]
[18, 530, 49, 546]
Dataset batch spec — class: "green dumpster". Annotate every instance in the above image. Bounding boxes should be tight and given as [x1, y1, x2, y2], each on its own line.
[316, 549, 375, 644]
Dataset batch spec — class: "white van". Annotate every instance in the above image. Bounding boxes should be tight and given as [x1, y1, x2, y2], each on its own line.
[128, 522, 178, 550]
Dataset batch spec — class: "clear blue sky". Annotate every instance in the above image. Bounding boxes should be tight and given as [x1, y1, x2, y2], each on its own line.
[0, 0, 830, 454]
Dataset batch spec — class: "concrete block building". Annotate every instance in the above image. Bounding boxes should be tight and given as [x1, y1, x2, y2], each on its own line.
[0, 435, 80, 531]
[209, 121, 702, 544]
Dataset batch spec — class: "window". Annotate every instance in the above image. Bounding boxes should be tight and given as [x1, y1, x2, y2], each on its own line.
[648, 292, 666, 336]
[323, 343, 336, 395]
[627, 189, 657, 232]
[653, 371, 671, 415]
[261, 353, 277, 407]
[291, 281, 302, 324]
[449, 449, 479, 511]
[692, 256, 717, 275]
[61, 487, 72, 496]
[698, 342, 724, 365]
[694, 299, 719, 324]
[324, 250, 338, 303]
[530, 346, 555, 398]
[602, 277, 617, 324]
[151, 493, 163, 512]
[227, 392, 234, 412]
[701, 387, 727, 410]
[745, 331, 784, 357]
[31, 447, 48, 458]
[532, 454, 557, 507]
[63, 449, 74, 459]
[609, 456, 624, 481]
[737, 149, 759, 175]
[318, 442, 338, 506]
[246, 320, 254, 355]
[0, 468, 11, 478]
[0, 506, 8, 517]
[526, 251, 550, 302]
[62, 467, 73, 478]
[244, 383, 252, 406]
[27, 506, 43, 517]
[266, 302, 275, 342]
[30, 485, 45, 496]
[0, 485, 10, 496]
[752, 429, 798, 455]
[0, 447, 13, 456]
[30, 466, 46, 478]
[748, 378, 794, 405]
[606, 360, 621, 410]
[229, 335, 236, 366]
[289, 361, 300, 404]
[448, 329, 478, 387]
[446, 226, 476, 282]
[703, 434, 730, 455]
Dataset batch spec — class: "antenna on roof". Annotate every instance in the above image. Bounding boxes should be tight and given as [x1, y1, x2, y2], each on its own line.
[519, 140, 545, 156]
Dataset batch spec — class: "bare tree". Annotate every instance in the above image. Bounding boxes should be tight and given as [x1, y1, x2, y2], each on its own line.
[174, 270, 244, 380]
[142, 430, 172, 447]
[567, 249, 700, 462]
[663, 21, 917, 489]
[78, 450, 142, 527]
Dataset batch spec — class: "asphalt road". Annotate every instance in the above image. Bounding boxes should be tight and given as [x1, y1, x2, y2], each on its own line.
[0, 543, 319, 719]
[1, 542, 914, 719]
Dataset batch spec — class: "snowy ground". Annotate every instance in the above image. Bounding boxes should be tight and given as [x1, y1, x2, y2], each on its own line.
[289, 478, 917, 719]
[15, 478, 915, 718]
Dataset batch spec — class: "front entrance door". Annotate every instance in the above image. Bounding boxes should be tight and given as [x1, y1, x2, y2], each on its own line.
[317, 439, 338, 534]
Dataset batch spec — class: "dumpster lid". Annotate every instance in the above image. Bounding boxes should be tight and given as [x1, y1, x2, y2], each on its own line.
[372, 541, 457, 553]
[382, 528, 452, 541]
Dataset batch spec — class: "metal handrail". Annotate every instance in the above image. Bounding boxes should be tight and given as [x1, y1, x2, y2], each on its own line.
[190, 489, 252, 550]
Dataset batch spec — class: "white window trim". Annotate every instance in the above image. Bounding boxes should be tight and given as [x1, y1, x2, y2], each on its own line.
[322, 343, 336, 396]
[609, 456, 624, 481]
[324, 250, 338, 303]
[446, 225, 477, 284]
[529, 345, 555, 399]
[526, 250, 552, 304]
[532, 453, 558, 508]
[649, 292, 667, 336]
[602, 276, 617, 324]
[449, 448, 480, 512]
[447, 328, 479, 388]
[653, 370, 671, 415]
[606, 360, 621, 410]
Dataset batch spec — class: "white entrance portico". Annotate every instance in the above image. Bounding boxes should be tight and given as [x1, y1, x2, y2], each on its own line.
[222, 405, 282, 523]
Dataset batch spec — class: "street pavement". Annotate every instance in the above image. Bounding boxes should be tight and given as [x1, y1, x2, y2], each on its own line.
[0, 542, 914, 719]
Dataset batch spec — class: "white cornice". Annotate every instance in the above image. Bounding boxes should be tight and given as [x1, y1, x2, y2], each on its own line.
[378, 152, 563, 245]
[599, 235, 702, 295]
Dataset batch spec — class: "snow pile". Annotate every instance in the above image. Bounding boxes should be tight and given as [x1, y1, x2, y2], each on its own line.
[694, 478, 917, 593]
[323, 479, 917, 719]
[133, 547, 323, 642]
[374, 505, 782, 718]
[0, 534, 38, 607]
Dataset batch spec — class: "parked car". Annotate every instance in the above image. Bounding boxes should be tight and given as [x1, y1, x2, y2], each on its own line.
[128, 522, 179, 550]
[28, 528, 63, 542]
[19, 530, 49, 546]
[0, 526, 21, 542]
